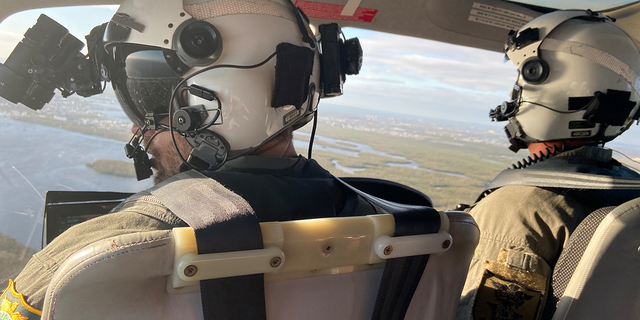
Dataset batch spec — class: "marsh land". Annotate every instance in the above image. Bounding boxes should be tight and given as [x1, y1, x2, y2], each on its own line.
[1, 93, 522, 209]
[0, 93, 583, 281]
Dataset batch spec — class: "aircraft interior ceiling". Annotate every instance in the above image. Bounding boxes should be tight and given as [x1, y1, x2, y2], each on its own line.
[1, 0, 640, 53]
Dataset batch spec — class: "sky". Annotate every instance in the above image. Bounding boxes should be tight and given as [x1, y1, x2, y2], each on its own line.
[0, 4, 639, 148]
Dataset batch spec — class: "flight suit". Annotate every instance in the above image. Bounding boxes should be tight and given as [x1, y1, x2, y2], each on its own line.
[5, 155, 373, 314]
[456, 146, 640, 320]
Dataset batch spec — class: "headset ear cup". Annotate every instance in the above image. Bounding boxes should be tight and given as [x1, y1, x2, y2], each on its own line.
[173, 20, 223, 67]
[521, 58, 549, 84]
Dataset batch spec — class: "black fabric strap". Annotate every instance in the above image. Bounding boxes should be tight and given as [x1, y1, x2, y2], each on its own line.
[150, 170, 266, 320]
[371, 209, 441, 320]
[335, 177, 441, 320]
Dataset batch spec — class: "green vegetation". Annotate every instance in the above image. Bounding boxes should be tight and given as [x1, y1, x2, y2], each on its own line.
[80, 123, 519, 210]
[0, 232, 35, 284]
[6, 115, 131, 142]
[298, 124, 518, 210]
[4, 94, 519, 210]
[86, 159, 137, 178]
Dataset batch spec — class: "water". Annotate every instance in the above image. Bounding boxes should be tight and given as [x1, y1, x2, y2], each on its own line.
[386, 161, 467, 178]
[0, 117, 152, 249]
[331, 160, 366, 174]
[0, 114, 468, 248]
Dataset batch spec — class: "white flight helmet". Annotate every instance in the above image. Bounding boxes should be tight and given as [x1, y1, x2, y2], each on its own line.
[492, 10, 640, 152]
[104, 0, 322, 169]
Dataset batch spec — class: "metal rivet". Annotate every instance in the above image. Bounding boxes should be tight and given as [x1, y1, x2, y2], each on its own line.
[77, 64, 83, 70]
[323, 244, 333, 255]
[383, 245, 393, 255]
[270, 257, 282, 268]
[164, 39, 169, 44]
[178, 116, 186, 125]
[442, 240, 451, 249]
[168, 23, 174, 28]
[184, 265, 198, 277]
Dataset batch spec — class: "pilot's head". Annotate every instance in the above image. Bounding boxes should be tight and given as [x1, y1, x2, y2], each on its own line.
[103, 0, 325, 183]
[491, 10, 640, 154]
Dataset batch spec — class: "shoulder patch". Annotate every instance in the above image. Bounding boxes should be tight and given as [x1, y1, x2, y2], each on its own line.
[473, 261, 546, 320]
[0, 280, 41, 320]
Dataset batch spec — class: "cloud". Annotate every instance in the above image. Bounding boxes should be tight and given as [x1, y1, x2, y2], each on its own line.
[99, 5, 120, 10]
[324, 28, 517, 124]
[332, 73, 509, 125]
[332, 29, 640, 144]
[0, 31, 23, 62]
[355, 32, 517, 93]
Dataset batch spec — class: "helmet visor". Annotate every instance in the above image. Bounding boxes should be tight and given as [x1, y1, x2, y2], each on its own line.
[109, 44, 189, 127]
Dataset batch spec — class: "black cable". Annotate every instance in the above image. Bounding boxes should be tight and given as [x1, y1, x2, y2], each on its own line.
[284, 0, 315, 48]
[168, 51, 278, 170]
[144, 128, 168, 154]
[510, 145, 560, 169]
[308, 109, 318, 159]
[522, 100, 590, 114]
[180, 103, 222, 133]
[177, 86, 223, 133]
[41, 205, 46, 249]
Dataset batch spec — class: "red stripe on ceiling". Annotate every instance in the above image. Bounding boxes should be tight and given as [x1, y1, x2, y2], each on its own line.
[295, 1, 378, 22]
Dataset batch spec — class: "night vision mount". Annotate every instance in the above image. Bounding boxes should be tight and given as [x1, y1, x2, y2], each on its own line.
[0, 14, 106, 110]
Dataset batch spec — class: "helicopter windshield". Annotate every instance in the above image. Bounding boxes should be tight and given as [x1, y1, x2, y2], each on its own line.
[2, 2, 640, 287]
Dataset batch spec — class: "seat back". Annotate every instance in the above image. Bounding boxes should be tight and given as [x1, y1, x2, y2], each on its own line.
[541, 206, 615, 319]
[550, 197, 640, 320]
[41, 211, 479, 320]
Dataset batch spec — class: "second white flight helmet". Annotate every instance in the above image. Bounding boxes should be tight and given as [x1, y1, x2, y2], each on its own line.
[491, 10, 640, 152]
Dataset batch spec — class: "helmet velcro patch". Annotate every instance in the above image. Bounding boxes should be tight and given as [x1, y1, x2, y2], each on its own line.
[184, 0, 296, 22]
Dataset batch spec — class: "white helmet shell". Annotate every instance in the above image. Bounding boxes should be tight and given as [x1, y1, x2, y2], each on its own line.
[106, 0, 321, 159]
[499, 10, 640, 151]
